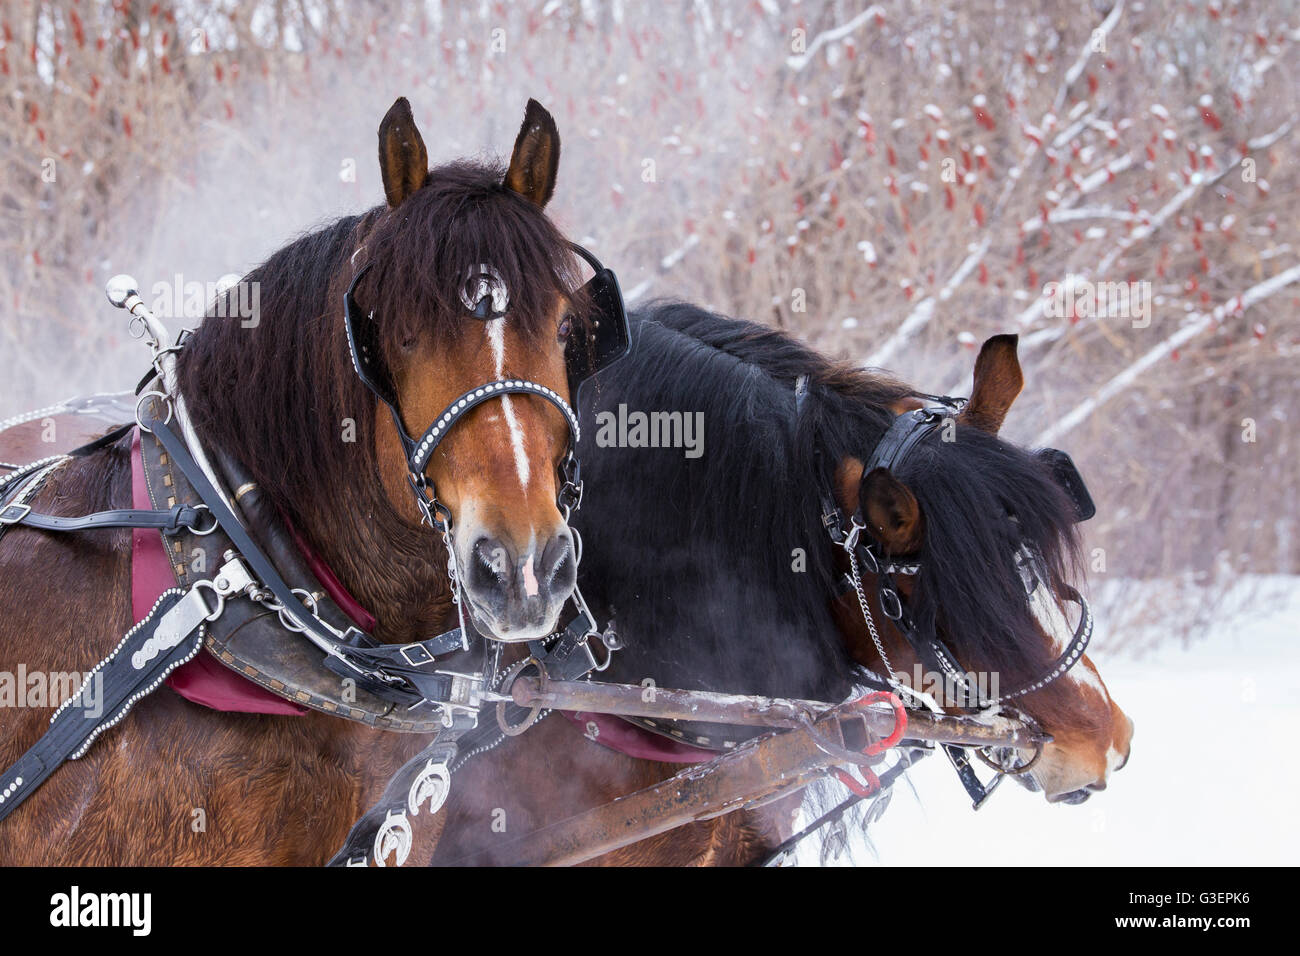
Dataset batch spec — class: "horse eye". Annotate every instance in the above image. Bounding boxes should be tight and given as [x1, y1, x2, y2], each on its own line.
[558, 313, 574, 341]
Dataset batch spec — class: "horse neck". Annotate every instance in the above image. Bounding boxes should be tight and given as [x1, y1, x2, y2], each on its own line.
[279, 452, 456, 646]
[175, 309, 455, 643]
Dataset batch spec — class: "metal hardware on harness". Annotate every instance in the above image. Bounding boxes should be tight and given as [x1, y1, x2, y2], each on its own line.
[0, 503, 31, 526]
[496, 657, 547, 736]
[843, 531, 901, 686]
[407, 758, 452, 817]
[128, 584, 222, 671]
[108, 278, 240, 531]
[373, 809, 413, 867]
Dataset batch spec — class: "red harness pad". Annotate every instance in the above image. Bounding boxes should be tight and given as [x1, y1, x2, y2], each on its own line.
[130, 429, 306, 716]
[559, 710, 716, 764]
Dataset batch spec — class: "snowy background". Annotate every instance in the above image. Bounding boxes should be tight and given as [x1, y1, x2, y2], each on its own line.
[2, 1, 1296, 864]
[798, 575, 1300, 866]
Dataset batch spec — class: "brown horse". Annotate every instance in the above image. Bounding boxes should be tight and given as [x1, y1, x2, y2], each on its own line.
[0, 97, 592, 864]
[427, 306, 1134, 866]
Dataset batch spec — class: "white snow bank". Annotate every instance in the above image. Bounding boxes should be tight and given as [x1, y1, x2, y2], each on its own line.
[800, 575, 1300, 865]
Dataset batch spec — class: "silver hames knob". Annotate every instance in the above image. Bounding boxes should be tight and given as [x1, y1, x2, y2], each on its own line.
[105, 274, 139, 310]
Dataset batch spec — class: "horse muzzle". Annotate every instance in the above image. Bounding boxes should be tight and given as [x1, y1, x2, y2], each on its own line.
[459, 530, 577, 642]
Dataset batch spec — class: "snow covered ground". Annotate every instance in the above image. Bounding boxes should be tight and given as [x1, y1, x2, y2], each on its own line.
[799, 575, 1300, 866]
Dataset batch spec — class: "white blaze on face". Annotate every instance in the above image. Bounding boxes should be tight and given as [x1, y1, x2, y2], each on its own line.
[485, 315, 531, 489]
[1028, 585, 1075, 656]
[1029, 584, 1109, 699]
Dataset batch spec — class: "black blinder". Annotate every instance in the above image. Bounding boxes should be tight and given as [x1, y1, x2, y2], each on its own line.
[343, 263, 400, 412]
[1036, 448, 1096, 522]
[567, 243, 631, 400]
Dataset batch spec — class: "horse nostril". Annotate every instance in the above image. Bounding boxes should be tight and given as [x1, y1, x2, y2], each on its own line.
[538, 533, 576, 599]
[467, 536, 512, 593]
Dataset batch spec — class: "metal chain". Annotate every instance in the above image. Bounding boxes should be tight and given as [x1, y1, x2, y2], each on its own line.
[843, 530, 899, 684]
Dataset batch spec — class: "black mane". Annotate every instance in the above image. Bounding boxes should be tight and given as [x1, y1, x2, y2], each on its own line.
[575, 301, 1082, 703]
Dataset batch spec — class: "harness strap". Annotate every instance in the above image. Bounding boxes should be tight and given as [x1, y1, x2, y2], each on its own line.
[150, 412, 486, 724]
[0, 500, 213, 535]
[326, 737, 460, 867]
[0, 586, 211, 823]
[943, 743, 1005, 809]
[406, 380, 579, 477]
[325, 692, 544, 867]
[795, 375, 851, 546]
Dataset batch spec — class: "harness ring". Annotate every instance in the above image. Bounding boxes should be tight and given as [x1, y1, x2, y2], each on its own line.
[496, 657, 546, 737]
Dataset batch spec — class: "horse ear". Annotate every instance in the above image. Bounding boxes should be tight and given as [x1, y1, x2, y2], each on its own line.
[377, 97, 428, 209]
[860, 467, 924, 554]
[504, 99, 560, 208]
[958, 333, 1023, 435]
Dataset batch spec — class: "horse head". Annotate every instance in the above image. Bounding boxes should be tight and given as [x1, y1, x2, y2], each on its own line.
[831, 335, 1133, 802]
[348, 98, 595, 642]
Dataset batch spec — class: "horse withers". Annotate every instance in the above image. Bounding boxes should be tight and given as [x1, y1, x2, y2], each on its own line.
[0, 97, 617, 864]
[428, 305, 1133, 865]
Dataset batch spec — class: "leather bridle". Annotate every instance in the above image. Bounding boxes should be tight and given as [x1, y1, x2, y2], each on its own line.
[797, 377, 1099, 806]
[344, 263, 583, 534]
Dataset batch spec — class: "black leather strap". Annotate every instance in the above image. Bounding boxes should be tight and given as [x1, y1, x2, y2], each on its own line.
[150, 415, 474, 713]
[0, 587, 208, 823]
[943, 743, 1002, 809]
[407, 380, 579, 476]
[149, 419, 372, 656]
[68, 422, 135, 458]
[0, 501, 212, 534]
[861, 406, 944, 477]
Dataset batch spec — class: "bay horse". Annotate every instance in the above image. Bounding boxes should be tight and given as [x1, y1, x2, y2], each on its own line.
[428, 304, 1134, 866]
[0, 97, 595, 864]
